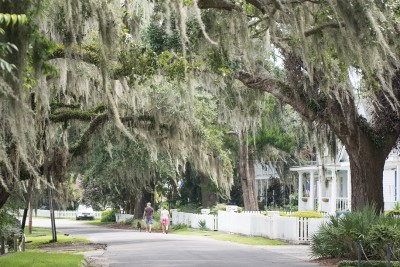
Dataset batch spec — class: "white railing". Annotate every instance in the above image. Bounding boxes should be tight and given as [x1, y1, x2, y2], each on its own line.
[336, 198, 349, 211]
[18, 209, 102, 219]
[217, 211, 328, 243]
[172, 211, 217, 230]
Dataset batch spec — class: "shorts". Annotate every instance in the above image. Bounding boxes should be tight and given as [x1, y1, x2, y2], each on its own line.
[161, 218, 168, 224]
[145, 216, 153, 225]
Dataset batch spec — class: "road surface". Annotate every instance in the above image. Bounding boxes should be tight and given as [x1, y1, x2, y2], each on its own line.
[31, 218, 322, 267]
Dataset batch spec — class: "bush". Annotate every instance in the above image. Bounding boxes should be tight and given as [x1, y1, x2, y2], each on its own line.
[288, 210, 324, 218]
[339, 260, 400, 267]
[122, 217, 134, 225]
[171, 224, 187, 231]
[178, 204, 201, 214]
[198, 220, 208, 231]
[101, 209, 117, 222]
[310, 206, 400, 260]
[210, 203, 226, 214]
[131, 219, 143, 228]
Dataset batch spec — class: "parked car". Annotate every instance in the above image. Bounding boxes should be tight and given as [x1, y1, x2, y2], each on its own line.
[76, 205, 94, 220]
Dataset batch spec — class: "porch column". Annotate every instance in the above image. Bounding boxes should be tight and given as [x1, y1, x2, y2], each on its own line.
[397, 163, 400, 202]
[310, 171, 315, 210]
[298, 172, 303, 208]
[317, 176, 322, 212]
[331, 170, 337, 214]
[347, 168, 351, 211]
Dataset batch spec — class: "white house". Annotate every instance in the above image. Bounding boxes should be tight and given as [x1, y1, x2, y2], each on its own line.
[290, 147, 400, 214]
[254, 162, 280, 203]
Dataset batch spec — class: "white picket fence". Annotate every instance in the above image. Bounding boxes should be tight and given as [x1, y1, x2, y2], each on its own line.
[172, 211, 217, 230]
[172, 210, 328, 243]
[115, 214, 134, 222]
[19, 209, 102, 219]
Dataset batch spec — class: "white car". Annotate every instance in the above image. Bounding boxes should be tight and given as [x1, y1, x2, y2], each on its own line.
[76, 205, 94, 220]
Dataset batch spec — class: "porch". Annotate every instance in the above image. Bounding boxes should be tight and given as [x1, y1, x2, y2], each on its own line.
[291, 164, 351, 214]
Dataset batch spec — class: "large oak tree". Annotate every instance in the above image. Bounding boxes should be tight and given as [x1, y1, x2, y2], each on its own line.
[192, 0, 400, 211]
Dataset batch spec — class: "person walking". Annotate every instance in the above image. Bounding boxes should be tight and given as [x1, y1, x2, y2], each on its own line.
[160, 206, 170, 234]
[143, 202, 154, 233]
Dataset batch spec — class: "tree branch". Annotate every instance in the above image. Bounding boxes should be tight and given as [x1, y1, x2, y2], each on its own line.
[49, 110, 101, 123]
[69, 113, 109, 156]
[304, 22, 342, 37]
[236, 68, 318, 121]
[197, 0, 242, 11]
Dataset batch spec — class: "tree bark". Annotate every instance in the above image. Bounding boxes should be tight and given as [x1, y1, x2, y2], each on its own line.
[348, 150, 385, 212]
[0, 184, 10, 209]
[238, 130, 259, 211]
[134, 194, 145, 219]
[200, 174, 218, 208]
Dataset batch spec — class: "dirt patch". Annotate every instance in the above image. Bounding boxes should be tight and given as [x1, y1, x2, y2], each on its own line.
[101, 223, 133, 230]
[311, 258, 340, 267]
[38, 242, 106, 252]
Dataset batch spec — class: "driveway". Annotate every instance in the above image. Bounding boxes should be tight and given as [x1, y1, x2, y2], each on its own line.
[31, 218, 322, 267]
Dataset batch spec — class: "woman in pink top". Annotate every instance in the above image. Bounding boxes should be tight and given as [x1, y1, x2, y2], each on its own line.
[160, 206, 170, 234]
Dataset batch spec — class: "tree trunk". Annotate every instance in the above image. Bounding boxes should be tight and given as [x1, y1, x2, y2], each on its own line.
[134, 194, 145, 219]
[238, 130, 259, 211]
[21, 178, 33, 232]
[200, 174, 218, 208]
[346, 138, 387, 212]
[0, 184, 10, 209]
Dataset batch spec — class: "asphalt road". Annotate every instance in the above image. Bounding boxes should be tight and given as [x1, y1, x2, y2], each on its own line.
[31, 218, 323, 267]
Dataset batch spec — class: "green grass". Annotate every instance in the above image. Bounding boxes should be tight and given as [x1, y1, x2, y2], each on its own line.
[0, 251, 83, 267]
[171, 229, 287, 245]
[25, 227, 88, 249]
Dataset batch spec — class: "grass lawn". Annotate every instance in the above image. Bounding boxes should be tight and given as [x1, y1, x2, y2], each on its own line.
[171, 229, 287, 245]
[25, 227, 88, 249]
[0, 251, 83, 267]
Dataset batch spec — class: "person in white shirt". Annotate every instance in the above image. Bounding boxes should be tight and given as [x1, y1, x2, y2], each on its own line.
[160, 206, 170, 234]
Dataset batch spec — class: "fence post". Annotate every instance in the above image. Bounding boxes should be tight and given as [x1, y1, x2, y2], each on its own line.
[387, 242, 390, 267]
[358, 240, 362, 267]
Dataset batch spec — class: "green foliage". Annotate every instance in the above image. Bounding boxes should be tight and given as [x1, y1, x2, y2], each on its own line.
[198, 219, 208, 231]
[0, 200, 20, 241]
[205, 48, 238, 75]
[0, 13, 27, 26]
[287, 210, 324, 218]
[116, 43, 188, 83]
[0, 251, 84, 267]
[100, 209, 117, 222]
[386, 202, 400, 217]
[311, 206, 400, 260]
[338, 261, 400, 267]
[145, 22, 181, 53]
[178, 203, 201, 213]
[210, 203, 226, 214]
[172, 223, 188, 231]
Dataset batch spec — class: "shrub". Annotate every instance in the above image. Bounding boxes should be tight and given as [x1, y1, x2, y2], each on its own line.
[210, 203, 226, 214]
[178, 204, 201, 213]
[131, 219, 144, 229]
[198, 220, 208, 231]
[123, 217, 134, 225]
[386, 202, 400, 217]
[339, 260, 400, 267]
[172, 224, 187, 231]
[101, 209, 117, 222]
[288, 210, 324, 218]
[310, 206, 400, 260]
